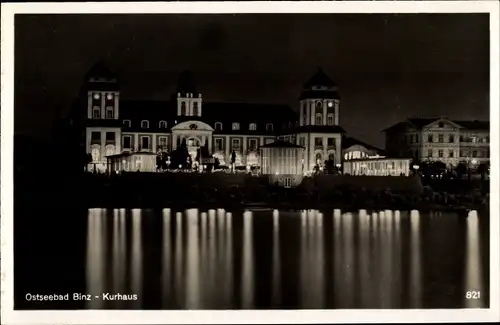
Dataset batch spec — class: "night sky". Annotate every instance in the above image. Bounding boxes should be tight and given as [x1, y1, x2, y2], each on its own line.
[14, 13, 490, 148]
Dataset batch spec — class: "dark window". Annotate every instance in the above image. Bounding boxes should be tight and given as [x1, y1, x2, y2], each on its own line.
[472, 150, 477, 158]
[91, 132, 101, 143]
[215, 122, 222, 131]
[327, 138, 335, 147]
[181, 102, 186, 115]
[106, 107, 114, 119]
[92, 107, 100, 119]
[449, 150, 454, 158]
[449, 135, 454, 143]
[141, 137, 150, 149]
[123, 136, 132, 149]
[123, 120, 131, 127]
[249, 139, 257, 150]
[315, 138, 323, 146]
[438, 122, 444, 128]
[215, 139, 223, 150]
[266, 123, 273, 131]
[106, 132, 115, 143]
[428, 134, 433, 142]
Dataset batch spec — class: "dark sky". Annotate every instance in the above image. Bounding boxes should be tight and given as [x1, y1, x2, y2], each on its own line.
[15, 13, 490, 148]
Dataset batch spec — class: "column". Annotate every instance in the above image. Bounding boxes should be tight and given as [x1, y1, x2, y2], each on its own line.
[323, 136, 328, 162]
[323, 100, 327, 125]
[299, 102, 304, 126]
[309, 135, 315, 171]
[242, 137, 247, 165]
[311, 103, 315, 125]
[101, 92, 105, 119]
[335, 101, 340, 125]
[172, 134, 178, 151]
[115, 130, 122, 153]
[225, 136, 231, 163]
[152, 135, 157, 153]
[114, 93, 120, 120]
[306, 103, 310, 126]
[335, 137, 341, 166]
[134, 134, 139, 152]
[87, 92, 92, 119]
[208, 134, 213, 153]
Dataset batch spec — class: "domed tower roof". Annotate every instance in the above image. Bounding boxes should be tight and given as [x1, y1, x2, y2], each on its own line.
[176, 70, 197, 95]
[83, 61, 120, 91]
[300, 68, 340, 100]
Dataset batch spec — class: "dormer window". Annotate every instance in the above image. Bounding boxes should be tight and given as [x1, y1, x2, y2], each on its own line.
[123, 120, 131, 127]
[215, 122, 223, 131]
[266, 123, 274, 131]
[249, 123, 257, 131]
[159, 120, 167, 128]
[232, 122, 240, 131]
[141, 120, 149, 129]
[92, 106, 100, 119]
[106, 107, 114, 119]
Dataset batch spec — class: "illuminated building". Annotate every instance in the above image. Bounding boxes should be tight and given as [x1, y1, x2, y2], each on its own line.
[72, 64, 355, 173]
[343, 157, 412, 176]
[259, 140, 305, 187]
[383, 118, 490, 168]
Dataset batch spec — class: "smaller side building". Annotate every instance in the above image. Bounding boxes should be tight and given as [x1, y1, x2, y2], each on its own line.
[259, 140, 305, 187]
[106, 152, 157, 173]
[343, 157, 412, 176]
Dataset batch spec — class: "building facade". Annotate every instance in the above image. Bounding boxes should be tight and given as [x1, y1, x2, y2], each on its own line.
[343, 157, 412, 176]
[383, 118, 490, 168]
[74, 64, 349, 173]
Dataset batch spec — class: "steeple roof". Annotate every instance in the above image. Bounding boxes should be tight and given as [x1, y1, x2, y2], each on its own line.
[300, 68, 340, 100]
[303, 68, 337, 88]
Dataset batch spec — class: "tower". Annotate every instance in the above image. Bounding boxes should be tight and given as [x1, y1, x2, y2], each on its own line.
[299, 68, 340, 127]
[296, 68, 344, 171]
[175, 71, 203, 117]
[83, 62, 122, 172]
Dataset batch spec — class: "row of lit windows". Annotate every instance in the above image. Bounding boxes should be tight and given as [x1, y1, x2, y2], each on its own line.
[406, 133, 489, 144]
[216, 122, 274, 132]
[179, 102, 199, 115]
[92, 106, 114, 119]
[213, 137, 267, 151]
[302, 113, 335, 125]
[121, 120, 168, 129]
[424, 149, 490, 158]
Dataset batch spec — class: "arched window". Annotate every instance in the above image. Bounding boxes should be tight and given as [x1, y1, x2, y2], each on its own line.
[327, 113, 334, 125]
[232, 122, 240, 131]
[249, 123, 257, 131]
[315, 153, 323, 164]
[123, 120, 131, 127]
[159, 120, 167, 128]
[266, 123, 273, 131]
[215, 122, 223, 131]
[181, 102, 186, 115]
[316, 113, 323, 125]
[141, 120, 149, 129]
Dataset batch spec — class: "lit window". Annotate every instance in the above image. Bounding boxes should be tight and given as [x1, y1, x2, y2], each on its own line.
[249, 123, 257, 131]
[327, 114, 334, 125]
[91, 148, 100, 161]
[266, 123, 273, 131]
[106, 107, 114, 119]
[193, 102, 199, 115]
[123, 120, 131, 127]
[316, 113, 322, 125]
[141, 120, 149, 129]
[215, 122, 223, 131]
[232, 123, 240, 131]
[93, 106, 100, 119]
[159, 120, 167, 128]
[438, 134, 444, 143]
[232, 138, 240, 149]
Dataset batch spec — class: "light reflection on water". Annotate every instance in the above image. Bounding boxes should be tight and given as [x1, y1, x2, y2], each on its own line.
[85, 208, 487, 309]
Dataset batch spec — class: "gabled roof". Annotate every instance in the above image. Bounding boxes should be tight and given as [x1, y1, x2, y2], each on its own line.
[260, 140, 304, 149]
[342, 136, 386, 154]
[84, 61, 117, 81]
[300, 68, 340, 100]
[453, 120, 489, 131]
[383, 118, 489, 132]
